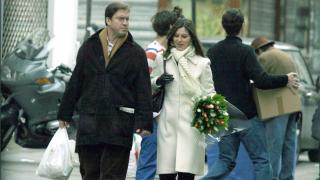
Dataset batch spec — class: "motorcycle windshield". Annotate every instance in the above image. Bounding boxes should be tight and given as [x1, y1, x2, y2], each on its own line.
[14, 28, 50, 60]
[1, 28, 50, 83]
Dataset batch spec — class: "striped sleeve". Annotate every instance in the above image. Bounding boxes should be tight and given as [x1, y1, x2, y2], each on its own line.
[146, 47, 159, 73]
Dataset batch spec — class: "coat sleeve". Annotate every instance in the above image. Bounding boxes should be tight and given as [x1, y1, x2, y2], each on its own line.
[132, 48, 153, 132]
[200, 58, 215, 95]
[243, 48, 288, 89]
[57, 44, 85, 122]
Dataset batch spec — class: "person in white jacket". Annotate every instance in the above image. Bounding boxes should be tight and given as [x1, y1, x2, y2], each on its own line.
[151, 18, 215, 180]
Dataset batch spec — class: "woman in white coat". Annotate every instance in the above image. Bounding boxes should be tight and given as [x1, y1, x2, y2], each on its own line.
[151, 18, 215, 180]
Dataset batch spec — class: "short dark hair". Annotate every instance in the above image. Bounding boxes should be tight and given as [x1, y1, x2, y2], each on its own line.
[151, 6, 183, 36]
[165, 18, 204, 58]
[222, 8, 244, 36]
[104, 2, 129, 25]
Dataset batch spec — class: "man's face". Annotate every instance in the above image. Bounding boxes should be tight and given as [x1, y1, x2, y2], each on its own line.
[106, 9, 129, 38]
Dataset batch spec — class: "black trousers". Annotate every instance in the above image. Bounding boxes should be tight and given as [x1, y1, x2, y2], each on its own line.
[77, 144, 131, 180]
[159, 172, 195, 180]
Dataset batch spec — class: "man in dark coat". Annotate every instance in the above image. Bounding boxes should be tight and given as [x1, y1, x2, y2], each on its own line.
[57, 2, 153, 180]
[202, 9, 299, 180]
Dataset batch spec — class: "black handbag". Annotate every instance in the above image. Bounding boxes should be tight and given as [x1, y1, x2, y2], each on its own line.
[152, 60, 166, 113]
[152, 86, 165, 112]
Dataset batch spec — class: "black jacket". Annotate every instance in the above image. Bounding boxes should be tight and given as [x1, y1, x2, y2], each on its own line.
[207, 36, 288, 119]
[57, 30, 153, 148]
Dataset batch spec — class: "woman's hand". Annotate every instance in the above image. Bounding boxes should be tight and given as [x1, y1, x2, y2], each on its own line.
[156, 73, 174, 86]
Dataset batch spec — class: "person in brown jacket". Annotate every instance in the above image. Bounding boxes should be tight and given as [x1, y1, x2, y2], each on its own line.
[252, 36, 298, 180]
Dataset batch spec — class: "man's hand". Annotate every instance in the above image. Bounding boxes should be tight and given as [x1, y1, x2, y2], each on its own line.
[135, 129, 151, 137]
[59, 120, 70, 128]
[286, 72, 300, 90]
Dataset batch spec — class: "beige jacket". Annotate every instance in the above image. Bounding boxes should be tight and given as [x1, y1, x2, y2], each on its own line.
[258, 48, 296, 74]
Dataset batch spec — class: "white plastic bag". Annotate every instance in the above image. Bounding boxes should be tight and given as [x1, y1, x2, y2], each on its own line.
[126, 134, 142, 177]
[36, 127, 75, 179]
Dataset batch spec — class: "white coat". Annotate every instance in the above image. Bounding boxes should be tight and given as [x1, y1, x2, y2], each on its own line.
[151, 52, 215, 175]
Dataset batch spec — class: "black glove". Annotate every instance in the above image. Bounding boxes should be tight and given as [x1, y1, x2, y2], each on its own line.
[156, 73, 174, 86]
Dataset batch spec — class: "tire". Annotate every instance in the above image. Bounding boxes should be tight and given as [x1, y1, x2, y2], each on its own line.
[308, 149, 320, 162]
[1, 102, 19, 151]
[1, 125, 16, 151]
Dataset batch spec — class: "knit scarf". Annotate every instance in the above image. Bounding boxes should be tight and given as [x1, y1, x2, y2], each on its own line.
[170, 46, 203, 97]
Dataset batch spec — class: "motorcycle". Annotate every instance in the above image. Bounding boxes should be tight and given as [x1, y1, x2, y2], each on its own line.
[1, 29, 77, 151]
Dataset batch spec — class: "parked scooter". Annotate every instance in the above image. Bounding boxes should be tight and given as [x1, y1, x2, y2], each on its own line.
[1, 29, 77, 151]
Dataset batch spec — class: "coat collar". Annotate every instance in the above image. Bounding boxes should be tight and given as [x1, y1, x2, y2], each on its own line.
[225, 35, 242, 42]
[166, 54, 199, 65]
[89, 28, 134, 43]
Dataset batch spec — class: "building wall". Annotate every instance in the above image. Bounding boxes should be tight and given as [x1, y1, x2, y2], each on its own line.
[2, 0, 48, 59]
[248, 0, 276, 39]
[283, 0, 308, 48]
[77, 0, 158, 48]
[309, 0, 320, 73]
[248, 0, 319, 73]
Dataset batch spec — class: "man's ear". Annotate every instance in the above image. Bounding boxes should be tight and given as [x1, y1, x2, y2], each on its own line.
[106, 17, 111, 26]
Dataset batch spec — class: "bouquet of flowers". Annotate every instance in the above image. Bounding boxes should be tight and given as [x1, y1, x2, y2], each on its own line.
[191, 93, 230, 135]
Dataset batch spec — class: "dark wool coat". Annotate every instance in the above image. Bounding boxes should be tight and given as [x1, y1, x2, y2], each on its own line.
[207, 36, 288, 119]
[57, 30, 153, 148]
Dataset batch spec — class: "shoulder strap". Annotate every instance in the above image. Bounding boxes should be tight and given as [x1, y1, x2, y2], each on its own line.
[163, 58, 166, 74]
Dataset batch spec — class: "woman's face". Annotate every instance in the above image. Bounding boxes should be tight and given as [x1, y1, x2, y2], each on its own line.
[173, 27, 191, 51]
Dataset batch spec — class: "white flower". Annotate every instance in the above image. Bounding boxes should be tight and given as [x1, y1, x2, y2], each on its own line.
[197, 108, 201, 112]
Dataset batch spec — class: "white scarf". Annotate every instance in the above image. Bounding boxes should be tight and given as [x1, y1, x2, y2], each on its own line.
[170, 46, 203, 97]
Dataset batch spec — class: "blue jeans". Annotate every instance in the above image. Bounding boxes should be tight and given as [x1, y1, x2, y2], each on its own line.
[201, 116, 272, 180]
[265, 114, 297, 180]
[136, 121, 157, 180]
[203, 143, 253, 180]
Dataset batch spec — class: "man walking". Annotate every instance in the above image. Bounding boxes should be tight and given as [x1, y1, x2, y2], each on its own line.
[252, 36, 298, 180]
[203, 9, 299, 180]
[57, 2, 153, 180]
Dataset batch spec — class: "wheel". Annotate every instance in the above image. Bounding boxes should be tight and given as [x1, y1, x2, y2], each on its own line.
[308, 149, 320, 162]
[1, 102, 19, 151]
[1, 125, 16, 151]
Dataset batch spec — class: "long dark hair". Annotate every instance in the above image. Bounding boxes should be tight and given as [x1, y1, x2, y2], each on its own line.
[164, 18, 204, 58]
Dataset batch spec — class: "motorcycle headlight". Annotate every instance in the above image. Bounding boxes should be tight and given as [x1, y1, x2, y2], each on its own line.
[35, 77, 53, 85]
